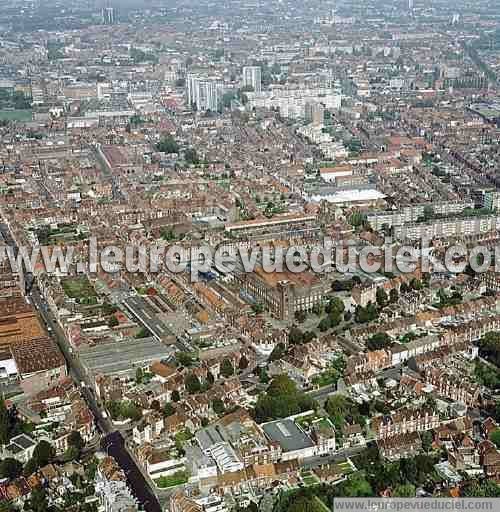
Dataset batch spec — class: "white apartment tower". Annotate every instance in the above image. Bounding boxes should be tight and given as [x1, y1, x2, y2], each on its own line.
[186, 74, 221, 111]
[243, 66, 262, 93]
[102, 7, 115, 25]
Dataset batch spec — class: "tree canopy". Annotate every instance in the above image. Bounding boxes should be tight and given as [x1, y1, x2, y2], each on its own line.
[253, 375, 316, 423]
[185, 373, 202, 394]
[221, 359, 234, 378]
[366, 332, 393, 351]
[0, 458, 23, 480]
[157, 135, 179, 154]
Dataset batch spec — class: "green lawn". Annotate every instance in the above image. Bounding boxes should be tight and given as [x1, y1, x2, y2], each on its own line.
[311, 358, 345, 388]
[302, 474, 320, 487]
[62, 277, 98, 301]
[336, 460, 354, 475]
[0, 109, 32, 121]
[312, 371, 339, 388]
[296, 413, 319, 428]
[301, 470, 320, 487]
[174, 429, 194, 445]
[155, 470, 188, 488]
[314, 496, 331, 512]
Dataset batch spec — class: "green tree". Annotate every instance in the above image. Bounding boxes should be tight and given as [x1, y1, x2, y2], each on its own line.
[355, 302, 378, 324]
[239, 355, 249, 371]
[268, 375, 297, 397]
[304, 331, 317, 343]
[0, 398, 10, 445]
[393, 484, 416, 497]
[185, 373, 201, 394]
[212, 399, 225, 416]
[490, 428, 500, 449]
[400, 457, 418, 484]
[318, 318, 330, 332]
[135, 367, 144, 384]
[176, 352, 196, 368]
[0, 458, 23, 480]
[421, 430, 434, 452]
[462, 479, 500, 497]
[325, 395, 349, 417]
[295, 310, 307, 323]
[389, 288, 399, 303]
[221, 359, 234, 378]
[251, 303, 264, 314]
[366, 333, 392, 351]
[349, 211, 367, 228]
[259, 367, 270, 384]
[63, 445, 80, 462]
[479, 332, 500, 367]
[32, 440, 55, 468]
[410, 278, 423, 290]
[342, 472, 374, 496]
[23, 486, 49, 512]
[289, 496, 325, 512]
[253, 375, 316, 423]
[328, 310, 342, 329]
[0, 502, 16, 512]
[68, 431, 85, 452]
[289, 326, 305, 345]
[269, 343, 286, 362]
[106, 400, 121, 420]
[121, 401, 142, 422]
[325, 297, 345, 315]
[157, 135, 179, 154]
[164, 403, 176, 417]
[376, 287, 388, 307]
[325, 395, 365, 431]
[23, 458, 38, 477]
[172, 390, 181, 402]
[184, 148, 199, 165]
[311, 303, 323, 317]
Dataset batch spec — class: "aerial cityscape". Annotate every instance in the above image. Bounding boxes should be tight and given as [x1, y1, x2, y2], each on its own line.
[1, 0, 500, 511]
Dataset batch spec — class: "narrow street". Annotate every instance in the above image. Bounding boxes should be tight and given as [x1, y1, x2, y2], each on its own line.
[31, 285, 163, 512]
[103, 432, 162, 512]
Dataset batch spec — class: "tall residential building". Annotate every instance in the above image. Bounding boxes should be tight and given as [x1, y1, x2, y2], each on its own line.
[305, 101, 325, 126]
[483, 191, 500, 211]
[102, 7, 116, 25]
[242, 66, 262, 93]
[186, 74, 222, 111]
[245, 86, 341, 119]
[186, 74, 198, 107]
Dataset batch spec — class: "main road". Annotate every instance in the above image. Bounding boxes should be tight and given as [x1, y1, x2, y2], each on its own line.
[0, 217, 162, 512]
[30, 285, 162, 512]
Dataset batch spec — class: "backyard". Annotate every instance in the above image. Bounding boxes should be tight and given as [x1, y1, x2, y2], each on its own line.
[154, 470, 189, 488]
[62, 277, 98, 304]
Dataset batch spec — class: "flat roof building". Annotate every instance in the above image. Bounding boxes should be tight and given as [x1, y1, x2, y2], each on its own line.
[261, 419, 315, 461]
